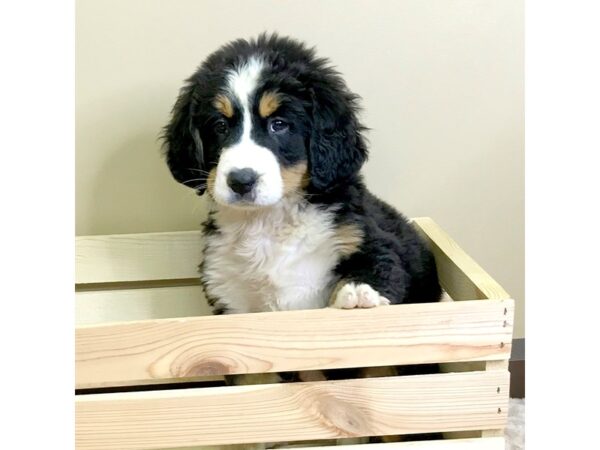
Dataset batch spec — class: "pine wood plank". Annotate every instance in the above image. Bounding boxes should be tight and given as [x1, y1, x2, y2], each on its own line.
[76, 285, 211, 325]
[298, 437, 505, 448]
[411, 218, 510, 300]
[76, 371, 509, 449]
[481, 358, 511, 438]
[76, 299, 513, 389]
[76, 231, 203, 284]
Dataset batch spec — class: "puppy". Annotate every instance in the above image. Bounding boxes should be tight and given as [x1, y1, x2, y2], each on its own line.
[163, 34, 441, 318]
[163, 32, 443, 449]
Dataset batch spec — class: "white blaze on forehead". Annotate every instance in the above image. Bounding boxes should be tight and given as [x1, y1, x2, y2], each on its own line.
[227, 56, 264, 113]
[214, 57, 284, 207]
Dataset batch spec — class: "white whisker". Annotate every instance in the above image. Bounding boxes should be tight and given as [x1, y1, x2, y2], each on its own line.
[182, 177, 206, 185]
[188, 168, 212, 175]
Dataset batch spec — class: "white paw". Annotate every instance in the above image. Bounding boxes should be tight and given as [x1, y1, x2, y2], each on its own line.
[331, 282, 391, 309]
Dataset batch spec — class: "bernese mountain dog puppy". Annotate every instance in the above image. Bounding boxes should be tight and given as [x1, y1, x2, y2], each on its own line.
[163, 34, 442, 319]
[163, 32, 444, 448]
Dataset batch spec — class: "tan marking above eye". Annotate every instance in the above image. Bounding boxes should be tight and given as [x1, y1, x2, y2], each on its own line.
[212, 94, 234, 118]
[259, 91, 281, 118]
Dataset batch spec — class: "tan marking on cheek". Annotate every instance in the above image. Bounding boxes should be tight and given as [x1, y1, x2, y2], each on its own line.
[207, 168, 217, 196]
[212, 94, 234, 118]
[281, 162, 308, 195]
[301, 170, 310, 189]
[335, 223, 364, 257]
[258, 91, 281, 118]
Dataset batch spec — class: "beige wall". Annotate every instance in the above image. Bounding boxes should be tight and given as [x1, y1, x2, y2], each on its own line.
[76, 0, 524, 337]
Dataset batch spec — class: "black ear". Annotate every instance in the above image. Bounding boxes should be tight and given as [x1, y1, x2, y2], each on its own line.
[162, 84, 206, 195]
[308, 84, 368, 192]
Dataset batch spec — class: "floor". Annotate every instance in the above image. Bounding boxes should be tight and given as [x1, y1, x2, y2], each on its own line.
[505, 398, 525, 450]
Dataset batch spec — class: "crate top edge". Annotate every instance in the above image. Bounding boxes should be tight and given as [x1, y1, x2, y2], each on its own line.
[75, 297, 515, 330]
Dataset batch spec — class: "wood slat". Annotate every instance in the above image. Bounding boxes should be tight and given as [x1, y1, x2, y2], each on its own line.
[76, 285, 211, 326]
[411, 218, 510, 300]
[300, 437, 505, 449]
[76, 231, 203, 284]
[481, 358, 511, 438]
[76, 299, 513, 389]
[76, 371, 509, 450]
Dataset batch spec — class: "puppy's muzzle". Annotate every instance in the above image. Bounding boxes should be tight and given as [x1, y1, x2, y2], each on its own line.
[227, 168, 259, 198]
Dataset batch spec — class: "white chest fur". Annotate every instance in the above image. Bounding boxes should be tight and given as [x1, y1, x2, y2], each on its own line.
[202, 198, 342, 314]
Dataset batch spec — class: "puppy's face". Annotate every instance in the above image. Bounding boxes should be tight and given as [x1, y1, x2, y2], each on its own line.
[164, 35, 367, 207]
[203, 58, 310, 208]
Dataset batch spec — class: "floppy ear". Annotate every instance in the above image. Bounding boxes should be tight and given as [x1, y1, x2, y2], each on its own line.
[307, 85, 368, 191]
[163, 84, 206, 195]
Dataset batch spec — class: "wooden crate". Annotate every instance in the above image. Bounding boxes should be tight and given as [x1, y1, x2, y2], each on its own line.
[75, 217, 514, 449]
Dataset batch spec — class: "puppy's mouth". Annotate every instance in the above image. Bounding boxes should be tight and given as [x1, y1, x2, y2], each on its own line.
[211, 167, 283, 209]
[211, 144, 285, 209]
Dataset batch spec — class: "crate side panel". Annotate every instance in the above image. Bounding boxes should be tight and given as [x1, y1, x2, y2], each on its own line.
[411, 218, 510, 300]
[76, 285, 212, 325]
[299, 437, 505, 449]
[76, 299, 513, 389]
[76, 371, 509, 449]
[76, 231, 203, 284]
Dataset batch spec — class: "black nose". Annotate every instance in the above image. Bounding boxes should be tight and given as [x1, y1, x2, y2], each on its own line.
[227, 168, 259, 195]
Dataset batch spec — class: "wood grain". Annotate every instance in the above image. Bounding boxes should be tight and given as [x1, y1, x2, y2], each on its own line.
[74, 219, 514, 447]
[299, 437, 505, 449]
[411, 218, 510, 300]
[76, 285, 211, 326]
[76, 231, 203, 284]
[76, 299, 513, 389]
[76, 371, 509, 449]
[481, 358, 511, 438]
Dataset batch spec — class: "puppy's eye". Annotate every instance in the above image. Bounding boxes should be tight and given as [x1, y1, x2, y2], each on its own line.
[214, 119, 229, 135]
[268, 118, 289, 134]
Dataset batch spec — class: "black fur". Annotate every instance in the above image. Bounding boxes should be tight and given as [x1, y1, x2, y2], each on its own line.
[197, 211, 222, 311]
[324, 186, 442, 304]
[163, 33, 442, 307]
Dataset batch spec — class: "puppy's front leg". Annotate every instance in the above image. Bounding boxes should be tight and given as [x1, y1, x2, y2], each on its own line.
[329, 248, 409, 309]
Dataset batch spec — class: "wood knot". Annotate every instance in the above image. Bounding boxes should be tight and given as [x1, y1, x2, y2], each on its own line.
[183, 360, 231, 377]
[313, 394, 371, 436]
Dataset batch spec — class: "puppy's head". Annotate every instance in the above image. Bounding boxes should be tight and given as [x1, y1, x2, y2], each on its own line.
[163, 34, 367, 208]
